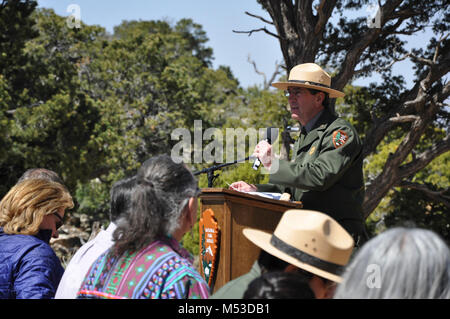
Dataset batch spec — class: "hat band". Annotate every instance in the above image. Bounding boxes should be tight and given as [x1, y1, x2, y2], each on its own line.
[288, 79, 330, 89]
[270, 235, 344, 276]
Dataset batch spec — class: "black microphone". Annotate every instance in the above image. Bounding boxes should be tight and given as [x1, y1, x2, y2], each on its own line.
[252, 127, 279, 170]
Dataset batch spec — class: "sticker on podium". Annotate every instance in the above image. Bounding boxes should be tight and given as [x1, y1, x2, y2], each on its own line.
[199, 208, 220, 288]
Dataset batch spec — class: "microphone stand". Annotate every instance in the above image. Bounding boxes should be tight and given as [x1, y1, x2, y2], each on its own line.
[193, 156, 251, 188]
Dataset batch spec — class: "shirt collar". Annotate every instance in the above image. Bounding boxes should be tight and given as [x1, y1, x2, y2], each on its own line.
[35, 229, 53, 244]
[304, 109, 324, 133]
[105, 222, 117, 234]
[0, 227, 52, 244]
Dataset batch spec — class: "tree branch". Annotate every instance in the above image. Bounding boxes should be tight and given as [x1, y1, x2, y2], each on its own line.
[396, 181, 450, 209]
[232, 27, 281, 39]
[267, 61, 284, 86]
[388, 114, 420, 123]
[247, 55, 283, 90]
[244, 11, 274, 25]
[363, 48, 450, 159]
[433, 32, 449, 63]
[333, 0, 405, 91]
[314, 0, 334, 35]
[398, 133, 450, 180]
[362, 79, 450, 218]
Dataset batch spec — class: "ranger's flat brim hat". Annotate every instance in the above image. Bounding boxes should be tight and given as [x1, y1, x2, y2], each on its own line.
[243, 209, 354, 283]
[271, 63, 345, 98]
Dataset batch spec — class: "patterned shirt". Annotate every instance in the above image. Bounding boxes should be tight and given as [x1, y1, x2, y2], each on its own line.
[77, 236, 210, 299]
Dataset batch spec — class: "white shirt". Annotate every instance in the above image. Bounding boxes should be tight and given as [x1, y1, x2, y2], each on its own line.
[54, 223, 117, 299]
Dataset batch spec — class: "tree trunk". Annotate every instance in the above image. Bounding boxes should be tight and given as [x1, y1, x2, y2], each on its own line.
[261, 0, 335, 70]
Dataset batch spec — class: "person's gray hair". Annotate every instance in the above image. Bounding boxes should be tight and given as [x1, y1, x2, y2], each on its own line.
[17, 168, 65, 185]
[334, 227, 450, 299]
[112, 154, 200, 256]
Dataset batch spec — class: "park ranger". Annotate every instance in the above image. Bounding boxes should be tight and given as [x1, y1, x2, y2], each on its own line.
[231, 63, 366, 244]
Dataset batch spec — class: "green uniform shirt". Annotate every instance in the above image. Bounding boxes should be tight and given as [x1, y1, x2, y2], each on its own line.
[210, 261, 261, 299]
[257, 109, 365, 237]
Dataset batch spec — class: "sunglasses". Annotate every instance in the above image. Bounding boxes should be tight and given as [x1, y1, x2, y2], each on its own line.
[52, 211, 65, 230]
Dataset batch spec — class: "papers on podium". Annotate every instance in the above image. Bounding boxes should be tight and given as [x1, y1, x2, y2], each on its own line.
[245, 192, 282, 200]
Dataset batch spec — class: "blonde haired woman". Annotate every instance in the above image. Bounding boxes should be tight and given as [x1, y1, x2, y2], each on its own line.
[0, 179, 74, 299]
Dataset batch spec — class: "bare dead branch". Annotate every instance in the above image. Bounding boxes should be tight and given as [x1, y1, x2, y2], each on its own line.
[409, 53, 434, 66]
[247, 54, 266, 79]
[267, 61, 284, 86]
[232, 27, 280, 39]
[388, 115, 420, 123]
[244, 11, 274, 25]
[247, 55, 283, 90]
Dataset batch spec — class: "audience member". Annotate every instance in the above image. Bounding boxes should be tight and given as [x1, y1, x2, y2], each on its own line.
[77, 154, 209, 299]
[0, 179, 74, 298]
[243, 271, 315, 299]
[17, 168, 65, 185]
[334, 227, 450, 299]
[241, 209, 354, 299]
[55, 176, 136, 299]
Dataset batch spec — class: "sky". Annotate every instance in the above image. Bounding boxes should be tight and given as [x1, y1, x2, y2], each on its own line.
[37, 0, 283, 89]
[36, 0, 436, 90]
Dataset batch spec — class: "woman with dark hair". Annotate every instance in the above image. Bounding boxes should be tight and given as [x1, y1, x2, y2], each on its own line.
[77, 154, 209, 299]
[56, 176, 137, 299]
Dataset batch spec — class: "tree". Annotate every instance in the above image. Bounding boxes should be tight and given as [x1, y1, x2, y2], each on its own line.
[0, 6, 108, 195]
[239, 0, 449, 220]
[0, 0, 39, 194]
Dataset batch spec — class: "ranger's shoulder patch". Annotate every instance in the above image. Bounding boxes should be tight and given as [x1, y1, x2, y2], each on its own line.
[332, 130, 349, 148]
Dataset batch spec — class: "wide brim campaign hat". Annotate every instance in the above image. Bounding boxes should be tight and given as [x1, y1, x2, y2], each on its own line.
[243, 209, 354, 283]
[271, 63, 345, 98]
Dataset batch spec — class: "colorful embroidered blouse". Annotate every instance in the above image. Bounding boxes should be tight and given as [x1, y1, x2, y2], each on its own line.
[77, 236, 210, 299]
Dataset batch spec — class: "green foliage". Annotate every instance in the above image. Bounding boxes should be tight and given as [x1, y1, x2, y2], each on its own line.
[384, 187, 449, 245]
[364, 130, 450, 242]
[0, 0, 39, 194]
[0, 0, 38, 100]
[337, 85, 374, 139]
[75, 179, 110, 224]
[224, 86, 292, 129]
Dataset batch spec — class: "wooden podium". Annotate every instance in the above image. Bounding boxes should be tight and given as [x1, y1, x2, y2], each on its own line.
[198, 188, 303, 293]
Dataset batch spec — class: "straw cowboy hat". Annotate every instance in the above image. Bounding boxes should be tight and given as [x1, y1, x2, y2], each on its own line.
[271, 63, 345, 98]
[243, 209, 354, 283]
